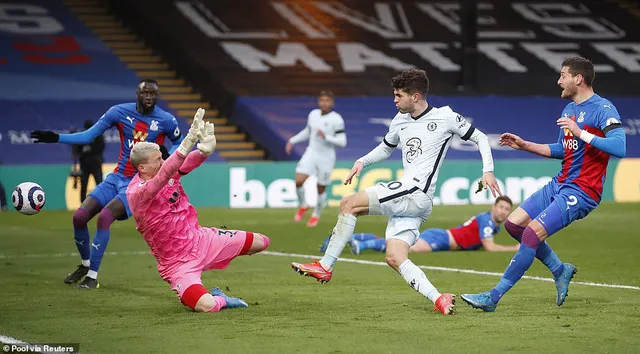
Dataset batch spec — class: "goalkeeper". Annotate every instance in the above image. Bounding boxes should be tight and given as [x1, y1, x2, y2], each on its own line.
[126, 109, 270, 312]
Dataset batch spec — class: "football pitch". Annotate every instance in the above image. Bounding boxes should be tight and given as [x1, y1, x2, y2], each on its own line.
[1, 203, 639, 353]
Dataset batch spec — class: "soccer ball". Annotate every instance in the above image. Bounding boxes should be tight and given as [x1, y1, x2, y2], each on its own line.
[12, 182, 46, 215]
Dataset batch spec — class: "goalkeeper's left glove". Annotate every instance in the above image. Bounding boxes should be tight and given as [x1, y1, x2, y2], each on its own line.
[196, 122, 217, 156]
[30, 130, 59, 143]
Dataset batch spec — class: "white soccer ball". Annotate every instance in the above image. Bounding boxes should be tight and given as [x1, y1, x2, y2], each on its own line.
[12, 182, 46, 215]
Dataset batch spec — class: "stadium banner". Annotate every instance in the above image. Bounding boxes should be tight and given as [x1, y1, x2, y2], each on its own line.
[1, 159, 638, 211]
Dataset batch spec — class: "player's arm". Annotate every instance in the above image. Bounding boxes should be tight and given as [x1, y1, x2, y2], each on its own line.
[324, 117, 347, 147]
[173, 122, 217, 178]
[143, 109, 205, 195]
[481, 238, 519, 252]
[449, 114, 501, 196]
[500, 129, 563, 159]
[560, 108, 626, 158]
[166, 117, 185, 154]
[31, 108, 116, 145]
[345, 117, 398, 185]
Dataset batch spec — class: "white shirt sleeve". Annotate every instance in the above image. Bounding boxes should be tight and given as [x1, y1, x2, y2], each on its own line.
[447, 111, 494, 173]
[357, 116, 399, 167]
[324, 114, 347, 147]
[288, 115, 311, 144]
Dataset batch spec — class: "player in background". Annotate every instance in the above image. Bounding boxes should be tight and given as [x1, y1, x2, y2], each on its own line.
[320, 196, 517, 254]
[126, 109, 270, 312]
[291, 69, 502, 315]
[462, 57, 627, 312]
[30, 79, 183, 289]
[285, 91, 347, 227]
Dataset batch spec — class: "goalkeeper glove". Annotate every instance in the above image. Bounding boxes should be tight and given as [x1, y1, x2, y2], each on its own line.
[30, 130, 59, 143]
[196, 122, 217, 156]
[177, 108, 205, 156]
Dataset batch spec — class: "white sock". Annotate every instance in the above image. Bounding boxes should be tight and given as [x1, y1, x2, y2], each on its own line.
[296, 187, 306, 207]
[319, 214, 357, 271]
[82, 259, 90, 267]
[398, 259, 440, 303]
[86, 270, 98, 279]
[312, 192, 327, 217]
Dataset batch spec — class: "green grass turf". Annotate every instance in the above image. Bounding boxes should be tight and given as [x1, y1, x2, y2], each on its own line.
[1, 203, 639, 353]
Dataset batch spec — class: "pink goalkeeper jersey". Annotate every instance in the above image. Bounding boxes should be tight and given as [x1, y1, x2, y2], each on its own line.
[126, 150, 208, 272]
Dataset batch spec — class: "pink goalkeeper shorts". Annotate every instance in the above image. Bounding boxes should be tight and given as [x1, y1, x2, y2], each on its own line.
[167, 227, 259, 299]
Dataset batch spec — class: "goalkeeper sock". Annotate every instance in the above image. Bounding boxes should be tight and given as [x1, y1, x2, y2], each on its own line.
[72, 208, 91, 262]
[319, 213, 357, 271]
[399, 259, 440, 303]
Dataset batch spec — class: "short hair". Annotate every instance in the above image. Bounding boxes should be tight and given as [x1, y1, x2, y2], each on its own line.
[138, 78, 159, 90]
[391, 69, 429, 96]
[561, 57, 595, 87]
[130, 141, 160, 169]
[494, 196, 513, 206]
[318, 90, 334, 100]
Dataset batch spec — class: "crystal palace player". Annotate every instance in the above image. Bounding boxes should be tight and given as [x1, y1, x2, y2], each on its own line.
[127, 110, 270, 312]
[30, 79, 183, 289]
[324, 196, 517, 254]
[461, 57, 627, 312]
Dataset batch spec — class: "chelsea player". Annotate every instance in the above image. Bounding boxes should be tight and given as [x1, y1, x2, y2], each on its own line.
[30, 79, 184, 289]
[461, 57, 627, 312]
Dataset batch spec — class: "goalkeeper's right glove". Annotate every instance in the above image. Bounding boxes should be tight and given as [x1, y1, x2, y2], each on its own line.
[177, 108, 205, 156]
[30, 130, 59, 143]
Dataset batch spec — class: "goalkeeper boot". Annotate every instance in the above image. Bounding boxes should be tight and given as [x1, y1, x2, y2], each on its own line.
[211, 288, 248, 309]
[63, 264, 89, 284]
[291, 260, 332, 284]
[554, 263, 577, 306]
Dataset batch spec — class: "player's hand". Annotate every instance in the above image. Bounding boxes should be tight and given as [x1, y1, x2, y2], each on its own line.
[344, 160, 364, 185]
[30, 130, 59, 143]
[499, 133, 525, 150]
[317, 130, 326, 139]
[285, 141, 293, 155]
[178, 108, 205, 155]
[196, 122, 217, 156]
[557, 117, 582, 137]
[481, 171, 502, 198]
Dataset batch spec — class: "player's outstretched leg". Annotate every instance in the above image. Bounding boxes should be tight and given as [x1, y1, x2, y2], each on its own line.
[292, 191, 368, 283]
[180, 284, 247, 312]
[504, 209, 576, 305]
[352, 235, 386, 254]
[65, 198, 101, 284]
[386, 238, 454, 315]
[462, 211, 555, 312]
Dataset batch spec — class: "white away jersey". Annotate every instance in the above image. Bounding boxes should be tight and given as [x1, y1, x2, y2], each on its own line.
[293, 109, 345, 159]
[383, 105, 475, 198]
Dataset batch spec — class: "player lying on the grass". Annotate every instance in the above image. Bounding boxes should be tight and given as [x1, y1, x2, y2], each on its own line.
[30, 79, 183, 289]
[291, 68, 503, 315]
[461, 56, 627, 312]
[320, 196, 518, 254]
[126, 109, 270, 312]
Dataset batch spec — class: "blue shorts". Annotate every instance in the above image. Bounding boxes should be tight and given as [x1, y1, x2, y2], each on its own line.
[87, 173, 132, 220]
[520, 180, 598, 237]
[418, 229, 450, 251]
